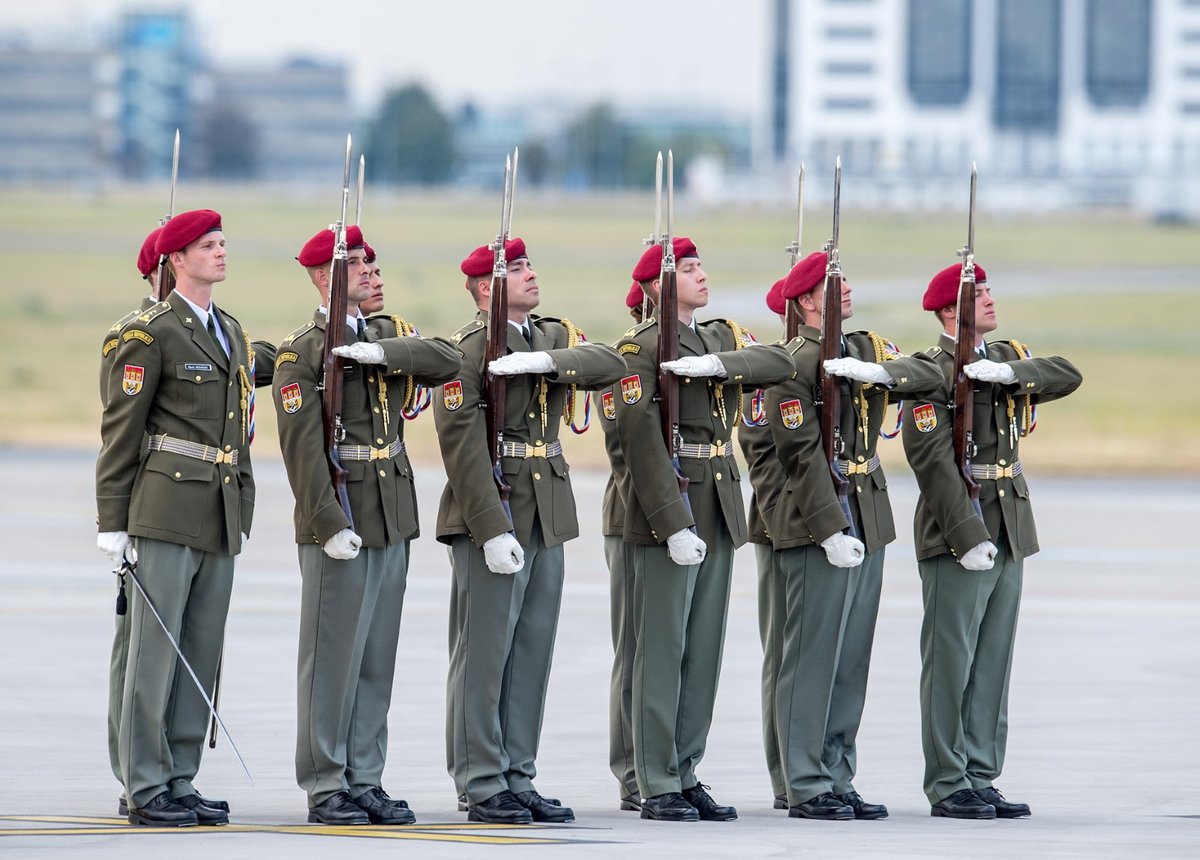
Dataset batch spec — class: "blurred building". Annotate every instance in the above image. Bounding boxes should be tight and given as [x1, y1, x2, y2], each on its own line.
[773, 0, 1200, 216]
[0, 47, 103, 182]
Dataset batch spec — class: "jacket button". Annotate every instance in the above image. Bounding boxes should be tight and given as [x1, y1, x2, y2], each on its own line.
[684, 377, 692, 384]
[224, 476, 231, 484]
[377, 438, 384, 445]
[536, 440, 543, 446]
[999, 458, 1007, 466]
[174, 472, 182, 479]
[228, 411, 234, 419]
[857, 454, 865, 462]
[534, 473, 542, 480]
[369, 375, 375, 383]
[856, 485, 862, 493]
[715, 473, 723, 481]
[374, 407, 380, 413]
[528, 412, 536, 419]
[380, 469, 387, 477]
[712, 411, 719, 417]
[195, 375, 202, 382]
[999, 489, 1006, 498]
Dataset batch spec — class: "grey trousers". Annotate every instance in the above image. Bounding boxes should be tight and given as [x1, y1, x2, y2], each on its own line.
[919, 539, 1023, 803]
[295, 541, 409, 806]
[108, 594, 133, 787]
[776, 544, 857, 806]
[825, 546, 885, 794]
[630, 528, 735, 799]
[121, 537, 234, 808]
[755, 542, 787, 799]
[446, 523, 564, 805]
[606, 534, 638, 800]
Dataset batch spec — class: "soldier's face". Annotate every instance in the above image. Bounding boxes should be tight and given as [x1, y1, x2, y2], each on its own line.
[177, 231, 226, 285]
[676, 257, 709, 311]
[806, 279, 853, 322]
[360, 265, 385, 314]
[347, 249, 372, 305]
[506, 257, 540, 313]
[976, 283, 997, 333]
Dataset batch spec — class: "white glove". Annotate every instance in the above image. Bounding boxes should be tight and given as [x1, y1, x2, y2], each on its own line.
[963, 359, 1016, 384]
[97, 531, 135, 565]
[488, 351, 556, 376]
[483, 533, 525, 574]
[960, 540, 998, 571]
[661, 355, 727, 378]
[332, 342, 386, 365]
[323, 528, 362, 560]
[823, 357, 893, 385]
[821, 533, 865, 568]
[666, 529, 707, 566]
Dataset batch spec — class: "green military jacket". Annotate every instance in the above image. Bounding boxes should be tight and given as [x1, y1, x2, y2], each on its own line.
[273, 308, 461, 547]
[765, 325, 944, 553]
[96, 291, 255, 555]
[902, 332, 1082, 562]
[737, 413, 786, 547]
[613, 318, 794, 547]
[434, 310, 626, 548]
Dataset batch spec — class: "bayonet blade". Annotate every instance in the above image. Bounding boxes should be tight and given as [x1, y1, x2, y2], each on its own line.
[168, 129, 180, 220]
[355, 154, 365, 227]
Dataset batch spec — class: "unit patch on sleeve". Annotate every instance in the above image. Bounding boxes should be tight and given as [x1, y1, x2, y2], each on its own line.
[618, 343, 641, 356]
[601, 390, 616, 420]
[122, 365, 145, 396]
[620, 375, 642, 404]
[912, 403, 937, 433]
[779, 399, 803, 429]
[280, 382, 303, 414]
[443, 380, 464, 411]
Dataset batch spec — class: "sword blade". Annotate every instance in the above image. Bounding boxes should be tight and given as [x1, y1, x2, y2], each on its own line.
[123, 561, 252, 783]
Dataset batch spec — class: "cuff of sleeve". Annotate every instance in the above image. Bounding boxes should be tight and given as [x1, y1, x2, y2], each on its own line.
[544, 348, 580, 381]
[96, 495, 131, 532]
[808, 500, 851, 545]
[380, 337, 415, 374]
[466, 505, 515, 546]
[944, 509, 991, 558]
[646, 497, 695, 543]
[312, 500, 352, 545]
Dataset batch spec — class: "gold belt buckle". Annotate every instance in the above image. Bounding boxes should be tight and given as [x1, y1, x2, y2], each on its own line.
[526, 444, 547, 459]
[846, 460, 868, 475]
[709, 442, 726, 458]
[997, 465, 1014, 478]
[369, 445, 389, 461]
[214, 449, 235, 465]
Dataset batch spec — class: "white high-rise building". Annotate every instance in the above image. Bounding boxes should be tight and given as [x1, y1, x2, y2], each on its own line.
[769, 0, 1200, 215]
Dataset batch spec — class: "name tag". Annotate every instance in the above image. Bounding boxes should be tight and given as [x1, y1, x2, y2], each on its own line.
[185, 363, 214, 371]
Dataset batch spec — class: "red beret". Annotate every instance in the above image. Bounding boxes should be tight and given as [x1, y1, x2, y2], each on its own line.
[137, 227, 163, 277]
[781, 251, 828, 299]
[922, 262, 988, 311]
[364, 241, 376, 264]
[630, 237, 699, 283]
[626, 281, 645, 309]
[766, 277, 786, 315]
[460, 237, 527, 278]
[297, 225, 366, 268]
[156, 209, 222, 256]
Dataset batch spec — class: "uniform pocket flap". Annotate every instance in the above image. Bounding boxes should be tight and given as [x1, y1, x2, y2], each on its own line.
[145, 451, 214, 482]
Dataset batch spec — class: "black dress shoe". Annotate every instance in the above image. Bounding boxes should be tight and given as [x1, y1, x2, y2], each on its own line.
[788, 792, 854, 820]
[191, 792, 230, 812]
[682, 784, 737, 821]
[127, 791, 198, 827]
[773, 794, 788, 810]
[835, 791, 888, 820]
[354, 787, 416, 825]
[467, 790, 533, 824]
[931, 788, 997, 819]
[308, 791, 370, 825]
[514, 790, 574, 823]
[175, 793, 230, 826]
[975, 786, 1030, 819]
[640, 792, 699, 822]
[620, 794, 642, 812]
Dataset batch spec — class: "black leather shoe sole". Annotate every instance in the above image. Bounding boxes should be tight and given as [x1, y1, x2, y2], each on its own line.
[789, 805, 854, 820]
[127, 810, 198, 827]
[467, 808, 533, 825]
[994, 806, 1031, 819]
[931, 804, 997, 819]
[640, 806, 699, 822]
[307, 810, 369, 825]
[620, 795, 642, 811]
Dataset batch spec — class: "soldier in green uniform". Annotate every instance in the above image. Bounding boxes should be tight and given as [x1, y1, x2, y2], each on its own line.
[735, 276, 790, 812]
[604, 279, 651, 813]
[768, 251, 943, 821]
[614, 238, 793, 822]
[903, 263, 1081, 819]
[273, 226, 461, 825]
[96, 209, 255, 827]
[437, 238, 625, 825]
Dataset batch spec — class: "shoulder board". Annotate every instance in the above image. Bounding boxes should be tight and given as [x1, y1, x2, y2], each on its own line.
[925, 346, 943, 357]
[450, 319, 486, 344]
[786, 337, 806, 355]
[624, 318, 657, 339]
[217, 306, 241, 326]
[131, 301, 172, 327]
[107, 306, 145, 333]
[282, 320, 317, 346]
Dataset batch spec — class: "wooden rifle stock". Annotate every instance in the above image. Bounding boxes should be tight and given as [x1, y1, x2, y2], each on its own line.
[656, 266, 688, 499]
[952, 268, 982, 517]
[485, 266, 511, 505]
[818, 267, 854, 538]
[321, 252, 354, 528]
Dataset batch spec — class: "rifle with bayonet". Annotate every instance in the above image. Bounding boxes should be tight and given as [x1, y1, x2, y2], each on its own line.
[319, 134, 355, 527]
[652, 150, 689, 501]
[817, 157, 856, 538]
[783, 164, 805, 340]
[155, 129, 181, 300]
[485, 148, 519, 510]
[952, 163, 983, 519]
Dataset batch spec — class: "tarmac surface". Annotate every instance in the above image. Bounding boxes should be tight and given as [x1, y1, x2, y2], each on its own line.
[1, 446, 1197, 857]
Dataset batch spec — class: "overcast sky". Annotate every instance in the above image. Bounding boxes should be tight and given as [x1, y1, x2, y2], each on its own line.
[3, 0, 769, 115]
